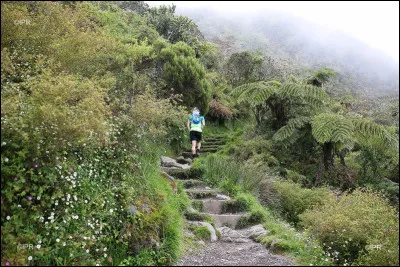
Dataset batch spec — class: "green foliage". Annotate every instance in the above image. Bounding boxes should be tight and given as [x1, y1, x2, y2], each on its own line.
[159, 41, 211, 113]
[190, 225, 212, 241]
[312, 113, 355, 151]
[300, 188, 399, 265]
[271, 181, 334, 226]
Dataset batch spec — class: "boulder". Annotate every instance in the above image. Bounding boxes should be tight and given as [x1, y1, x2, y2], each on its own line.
[188, 221, 218, 242]
[216, 194, 231, 200]
[239, 224, 268, 240]
[217, 226, 249, 243]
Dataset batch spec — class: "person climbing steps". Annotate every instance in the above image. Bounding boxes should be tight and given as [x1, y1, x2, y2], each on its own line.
[186, 107, 205, 158]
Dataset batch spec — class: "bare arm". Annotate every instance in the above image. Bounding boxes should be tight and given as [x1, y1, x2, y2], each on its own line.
[186, 120, 191, 131]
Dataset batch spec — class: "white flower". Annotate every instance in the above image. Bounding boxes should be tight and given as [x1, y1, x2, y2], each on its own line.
[109, 209, 113, 213]
[38, 240, 42, 244]
[28, 256, 33, 260]
[104, 253, 107, 258]
[4, 157, 9, 163]
[18, 204, 21, 208]
[84, 200, 88, 204]
[56, 238, 60, 242]
[86, 249, 89, 253]
[103, 247, 107, 252]
[37, 196, 41, 200]
[6, 216, 10, 220]
[2, 142, 6, 146]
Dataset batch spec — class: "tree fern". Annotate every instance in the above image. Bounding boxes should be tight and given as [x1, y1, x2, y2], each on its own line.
[351, 117, 398, 148]
[230, 81, 281, 105]
[273, 116, 311, 142]
[312, 113, 355, 150]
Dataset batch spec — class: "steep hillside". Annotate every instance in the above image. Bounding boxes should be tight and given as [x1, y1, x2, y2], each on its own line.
[178, 8, 399, 98]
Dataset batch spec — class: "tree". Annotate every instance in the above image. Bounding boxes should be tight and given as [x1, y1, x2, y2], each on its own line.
[231, 81, 328, 129]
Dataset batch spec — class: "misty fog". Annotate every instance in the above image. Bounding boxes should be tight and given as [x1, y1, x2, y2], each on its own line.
[174, 6, 399, 97]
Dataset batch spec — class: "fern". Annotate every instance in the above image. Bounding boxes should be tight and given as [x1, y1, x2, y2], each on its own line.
[351, 117, 398, 148]
[273, 116, 311, 142]
[312, 113, 355, 150]
[231, 81, 281, 106]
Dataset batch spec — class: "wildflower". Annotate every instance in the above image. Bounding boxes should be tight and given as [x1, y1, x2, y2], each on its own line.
[56, 239, 60, 242]
[34, 164, 38, 168]
[1, 142, 6, 146]
[4, 158, 9, 163]
[104, 254, 107, 258]
[28, 256, 32, 261]
[36, 244, 41, 249]
[28, 196, 33, 201]
[84, 200, 88, 204]
[37, 196, 41, 200]
[5, 261, 10, 266]
[104, 247, 107, 252]
[86, 249, 89, 253]
[63, 242, 66, 246]
[38, 240, 42, 244]
[6, 216, 10, 220]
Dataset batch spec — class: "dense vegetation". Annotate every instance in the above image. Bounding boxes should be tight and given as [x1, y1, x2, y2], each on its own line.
[1, 1, 399, 266]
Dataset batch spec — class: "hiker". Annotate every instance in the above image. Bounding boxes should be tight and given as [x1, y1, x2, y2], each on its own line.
[186, 107, 205, 158]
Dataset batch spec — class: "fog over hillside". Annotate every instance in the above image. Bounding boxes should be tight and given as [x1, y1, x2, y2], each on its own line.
[177, 7, 399, 97]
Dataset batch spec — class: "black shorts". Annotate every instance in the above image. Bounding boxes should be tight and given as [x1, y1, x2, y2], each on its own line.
[190, 131, 202, 142]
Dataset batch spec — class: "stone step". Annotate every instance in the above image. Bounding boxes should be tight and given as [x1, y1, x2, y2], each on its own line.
[200, 144, 223, 149]
[177, 179, 206, 189]
[199, 148, 219, 153]
[209, 213, 249, 229]
[163, 168, 203, 180]
[185, 189, 219, 199]
[201, 198, 229, 214]
[203, 141, 226, 145]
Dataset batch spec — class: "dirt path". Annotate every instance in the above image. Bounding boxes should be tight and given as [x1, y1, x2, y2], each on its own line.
[176, 240, 294, 266]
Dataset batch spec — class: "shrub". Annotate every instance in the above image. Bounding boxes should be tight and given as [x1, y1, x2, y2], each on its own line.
[300, 188, 399, 265]
[272, 181, 334, 227]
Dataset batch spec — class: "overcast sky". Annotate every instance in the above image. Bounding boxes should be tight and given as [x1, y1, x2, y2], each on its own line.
[146, 1, 399, 62]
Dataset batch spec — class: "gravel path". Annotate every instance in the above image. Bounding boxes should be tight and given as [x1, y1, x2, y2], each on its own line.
[176, 240, 294, 266]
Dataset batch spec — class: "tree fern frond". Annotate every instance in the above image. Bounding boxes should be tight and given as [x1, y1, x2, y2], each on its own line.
[231, 81, 281, 105]
[352, 117, 399, 148]
[273, 116, 311, 141]
[312, 113, 354, 146]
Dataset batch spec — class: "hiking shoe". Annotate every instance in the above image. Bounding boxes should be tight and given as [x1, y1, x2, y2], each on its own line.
[192, 153, 199, 158]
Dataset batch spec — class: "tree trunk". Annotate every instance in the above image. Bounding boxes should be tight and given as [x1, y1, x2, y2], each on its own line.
[323, 142, 334, 170]
[268, 102, 287, 130]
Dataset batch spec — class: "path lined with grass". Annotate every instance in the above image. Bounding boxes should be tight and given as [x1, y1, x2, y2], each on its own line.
[164, 135, 294, 266]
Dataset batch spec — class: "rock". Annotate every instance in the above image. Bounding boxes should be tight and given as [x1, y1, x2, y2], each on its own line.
[176, 156, 187, 164]
[205, 186, 211, 190]
[182, 152, 193, 159]
[188, 221, 218, 242]
[161, 155, 176, 165]
[187, 207, 196, 213]
[127, 205, 137, 216]
[217, 226, 249, 243]
[161, 156, 190, 169]
[239, 224, 268, 240]
[216, 194, 231, 200]
[197, 240, 205, 246]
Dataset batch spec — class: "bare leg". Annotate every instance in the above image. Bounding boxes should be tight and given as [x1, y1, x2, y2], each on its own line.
[197, 141, 201, 150]
[191, 140, 197, 155]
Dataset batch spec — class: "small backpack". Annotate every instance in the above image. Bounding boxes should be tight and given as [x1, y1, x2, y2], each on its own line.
[192, 111, 201, 124]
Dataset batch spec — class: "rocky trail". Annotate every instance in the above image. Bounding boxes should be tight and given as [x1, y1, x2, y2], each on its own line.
[161, 135, 294, 266]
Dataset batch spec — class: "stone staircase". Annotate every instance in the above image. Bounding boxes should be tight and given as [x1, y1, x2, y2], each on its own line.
[163, 135, 294, 266]
[180, 178, 248, 229]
